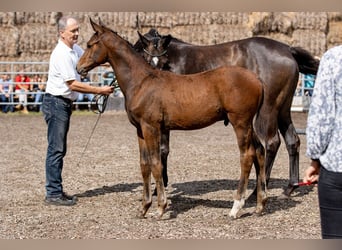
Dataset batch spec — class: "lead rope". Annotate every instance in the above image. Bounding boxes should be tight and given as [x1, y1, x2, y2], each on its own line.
[75, 78, 119, 168]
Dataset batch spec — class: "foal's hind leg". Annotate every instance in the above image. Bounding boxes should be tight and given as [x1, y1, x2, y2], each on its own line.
[153, 131, 170, 195]
[229, 125, 255, 219]
[138, 125, 167, 219]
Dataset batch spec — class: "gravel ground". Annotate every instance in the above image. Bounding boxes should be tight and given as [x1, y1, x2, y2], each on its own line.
[0, 111, 321, 239]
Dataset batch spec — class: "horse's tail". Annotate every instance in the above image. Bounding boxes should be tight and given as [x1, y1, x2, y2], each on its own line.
[290, 47, 320, 75]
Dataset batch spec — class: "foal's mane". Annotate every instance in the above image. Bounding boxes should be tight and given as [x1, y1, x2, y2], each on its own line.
[101, 23, 136, 51]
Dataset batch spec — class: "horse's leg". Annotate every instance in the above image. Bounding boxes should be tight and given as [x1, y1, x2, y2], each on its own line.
[252, 114, 281, 197]
[278, 114, 300, 196]
[229, 123, 255, 219]
[139, 124, 167, 218]
[153, 130, 170, 195]
[137, 135, 152, 218]
[252, 131, 267, 215]
[161, 131, 170, 188]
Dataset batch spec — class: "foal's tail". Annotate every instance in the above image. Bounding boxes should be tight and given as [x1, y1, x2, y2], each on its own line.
[290, 47, 320, 75]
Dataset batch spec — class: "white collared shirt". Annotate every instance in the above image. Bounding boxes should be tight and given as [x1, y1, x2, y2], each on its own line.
[45, 39, 84, 100]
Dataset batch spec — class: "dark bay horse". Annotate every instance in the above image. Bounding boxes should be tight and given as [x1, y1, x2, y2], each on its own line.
[134, 29, 320, 196]
[77, 19, 267, 219]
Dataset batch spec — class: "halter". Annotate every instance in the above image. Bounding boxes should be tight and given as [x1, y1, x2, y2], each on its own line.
[143, 48, 167, 57]
[92, 77, 120, 114]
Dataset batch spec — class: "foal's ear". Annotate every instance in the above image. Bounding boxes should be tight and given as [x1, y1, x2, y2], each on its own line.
[98, 18, 106, 27]
[89, 17, 103, 33]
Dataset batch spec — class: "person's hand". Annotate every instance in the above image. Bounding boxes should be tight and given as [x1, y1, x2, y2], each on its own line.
[99, 85, 115, 95]
[303, 159, 320, 184]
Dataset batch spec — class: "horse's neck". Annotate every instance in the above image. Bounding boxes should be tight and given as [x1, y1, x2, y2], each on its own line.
[106, 39, 151, 95]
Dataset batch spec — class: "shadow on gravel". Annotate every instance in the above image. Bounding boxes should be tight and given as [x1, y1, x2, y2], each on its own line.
[75, 182, 142, 198]
[167, 178, 315, 219]
[73, 177, 315, 219]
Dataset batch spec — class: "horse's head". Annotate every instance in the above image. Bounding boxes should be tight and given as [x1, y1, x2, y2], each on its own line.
[136, 30, 172, 70]
[77, 18, 110, 76]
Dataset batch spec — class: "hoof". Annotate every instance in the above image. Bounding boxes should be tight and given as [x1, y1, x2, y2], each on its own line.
[283, 184, 298, 197]
[136, 211, 147, 219]
[255, 207, 265, 216]
[229, 209, 240, 219]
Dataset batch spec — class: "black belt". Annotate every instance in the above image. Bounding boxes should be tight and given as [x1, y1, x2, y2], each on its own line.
[45, 93, 73, 104]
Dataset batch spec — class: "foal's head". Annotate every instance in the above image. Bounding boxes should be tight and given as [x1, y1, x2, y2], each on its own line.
[77, 18, 111, 76]
[137, 30, 172, 70]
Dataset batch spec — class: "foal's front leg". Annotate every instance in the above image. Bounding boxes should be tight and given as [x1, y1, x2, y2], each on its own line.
[138, 136, 152, 218]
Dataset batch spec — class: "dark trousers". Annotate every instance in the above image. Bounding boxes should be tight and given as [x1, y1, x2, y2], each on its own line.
[42, 93, 72, 197]
[318, 166, 342, 239]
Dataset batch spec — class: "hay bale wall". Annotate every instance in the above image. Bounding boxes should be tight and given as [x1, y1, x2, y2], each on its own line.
[0, 12, 342, 64]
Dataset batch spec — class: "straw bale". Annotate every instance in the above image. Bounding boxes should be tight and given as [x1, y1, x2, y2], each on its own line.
[264, 33, 293, 46]
[0, 26, 19, 57]
[292, 29, 326, 57]
[327, 21, 342, 48]
[13, 12, 61, 25]
[136, 12, 173, 28]
[0, 12, 15, 26]
[209, 12, 249, 26]
[18, 23, 57, 55]
[248, 12, 273, 34]
[327, 12, 342, 22]
[292, 12, 328, 32]
[0, 12, 341, 62]
[169, 24, 251, 45]
[96, 12, 137, 28]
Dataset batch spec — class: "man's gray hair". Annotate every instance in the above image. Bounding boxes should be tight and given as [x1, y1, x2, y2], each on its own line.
[57, 16, 78, 32]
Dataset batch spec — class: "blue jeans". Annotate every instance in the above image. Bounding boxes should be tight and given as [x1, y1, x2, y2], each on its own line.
[318, 166, 342, 239]
[42, 93, 72, 197]
[0, 93, 14, 113]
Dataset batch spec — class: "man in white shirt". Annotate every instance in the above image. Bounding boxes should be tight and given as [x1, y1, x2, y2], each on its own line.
[42, 16, 114, 206]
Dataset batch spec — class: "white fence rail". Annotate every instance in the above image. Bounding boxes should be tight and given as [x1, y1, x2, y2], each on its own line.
[0, 61, 115, 111]
[0, 62, 314, 112]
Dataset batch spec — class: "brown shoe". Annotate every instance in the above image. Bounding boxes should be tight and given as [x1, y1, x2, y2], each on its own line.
[21, 108, 29, 114]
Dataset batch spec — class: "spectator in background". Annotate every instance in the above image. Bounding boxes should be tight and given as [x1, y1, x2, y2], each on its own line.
[75, 74, 94, 111]
[14, 72, 30, 113]
[32, 74, 46, 112]
[0, 74, 14, 113]
[304, 73, 315, 96]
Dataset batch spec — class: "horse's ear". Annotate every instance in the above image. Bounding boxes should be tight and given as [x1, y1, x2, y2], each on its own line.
[98, 18, 106, 27]
[89, 17, 103, 33]
[148, 28, 160, 37]
[137, 31, 149, 47]
[161, 35, 172, 49]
